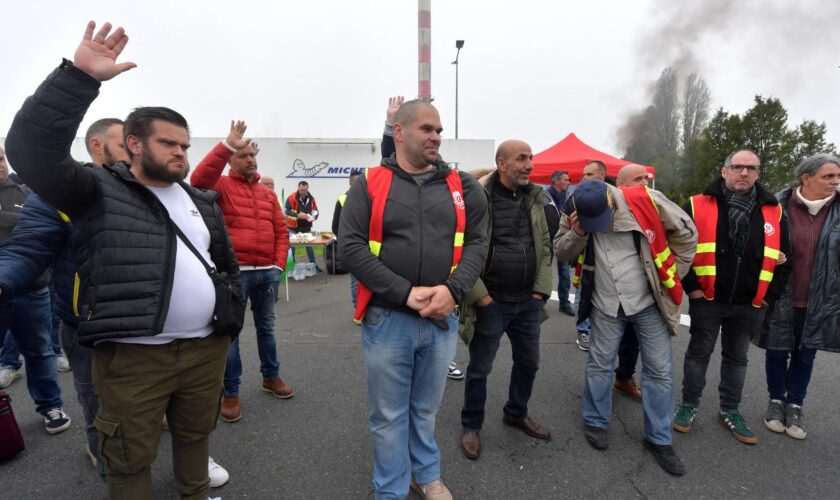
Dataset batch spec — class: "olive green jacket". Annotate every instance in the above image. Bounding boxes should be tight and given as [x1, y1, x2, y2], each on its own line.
[458, 170, 552, 345]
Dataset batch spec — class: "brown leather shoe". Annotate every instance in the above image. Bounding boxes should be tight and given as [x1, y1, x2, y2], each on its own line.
[220, 395, 241, 423]
[503, 415, 552, 440]
[460, 429, 481, 459]
[614, 378, 642, 402]
[262, 378, 295, 399]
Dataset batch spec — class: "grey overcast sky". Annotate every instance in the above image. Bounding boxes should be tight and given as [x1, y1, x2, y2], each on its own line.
[1, 0, 838, 158]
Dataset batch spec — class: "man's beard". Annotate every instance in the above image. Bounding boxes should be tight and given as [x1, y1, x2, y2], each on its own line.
[141, 153, 189, 184]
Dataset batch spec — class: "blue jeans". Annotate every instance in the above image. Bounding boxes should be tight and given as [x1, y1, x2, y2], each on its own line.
[224, 268, 282, 396]
[5, 287, 64, 415]
[462, 298, 542, 430]
[49, 284, 63, 356]
[584, 305, 674, 445]
[616, 325, 639, 381]
[765, 307, 817, 406]
[0, 330, 22, 369]
[361, 306, 457, 500]
[349, 274, 358, 308]
[557, 260, 571, 306]
[574, 289, 590, 333]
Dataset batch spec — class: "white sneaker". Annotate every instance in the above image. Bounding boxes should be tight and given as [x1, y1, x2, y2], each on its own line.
[447, 362, 465, 380]
[208, 456, 229, 488]
[56, 355, 72, 372]
[0, 366, 21, 388]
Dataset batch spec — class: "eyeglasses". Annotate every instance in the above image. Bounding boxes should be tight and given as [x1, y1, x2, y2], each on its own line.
[728, 164, 760, 173]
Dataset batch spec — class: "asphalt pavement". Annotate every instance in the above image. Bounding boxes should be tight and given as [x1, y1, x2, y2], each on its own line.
[1, 270, 838, 499]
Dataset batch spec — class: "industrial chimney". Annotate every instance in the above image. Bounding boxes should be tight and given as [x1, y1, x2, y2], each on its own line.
[418, 0, 432, 102]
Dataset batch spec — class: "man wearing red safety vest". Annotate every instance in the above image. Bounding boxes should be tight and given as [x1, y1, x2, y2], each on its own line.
[674, 149, 792, 445]
[338, 100, 487, 500]
[555, 179, 697, 476]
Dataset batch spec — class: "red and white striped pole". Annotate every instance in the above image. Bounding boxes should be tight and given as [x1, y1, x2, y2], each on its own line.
[418, 0, 432, 102]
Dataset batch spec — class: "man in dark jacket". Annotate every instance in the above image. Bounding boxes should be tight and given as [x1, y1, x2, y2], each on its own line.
[674, 149, 792, 445]
[5, 22, 241, 499]
[0, 146, 69, 435]
[340, 100, 487, 499]
[0, 120, 124, 468]
[458, 140, 553, 461]
[285, 180, 320, 269]
[546, 170, 574, 316]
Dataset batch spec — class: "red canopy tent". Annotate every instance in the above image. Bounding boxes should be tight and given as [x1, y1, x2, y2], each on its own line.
[530, 133, 654, 184]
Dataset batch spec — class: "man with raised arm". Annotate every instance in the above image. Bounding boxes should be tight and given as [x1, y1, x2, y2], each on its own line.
[192, 121, 292, 424]
[5, 22, 241, 499]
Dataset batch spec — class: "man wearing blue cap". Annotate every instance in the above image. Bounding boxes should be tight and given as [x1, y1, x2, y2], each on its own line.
[555, 180, 697, 475]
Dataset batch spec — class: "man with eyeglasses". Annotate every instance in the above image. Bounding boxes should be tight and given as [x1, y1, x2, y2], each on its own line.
[674, 149, 792, 445]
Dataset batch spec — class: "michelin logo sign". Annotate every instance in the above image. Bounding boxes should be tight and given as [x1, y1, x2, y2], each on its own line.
[287, 159, 366, 178]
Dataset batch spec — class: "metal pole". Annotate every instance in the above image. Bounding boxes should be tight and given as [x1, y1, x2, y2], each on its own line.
[453, 40, 464, 139]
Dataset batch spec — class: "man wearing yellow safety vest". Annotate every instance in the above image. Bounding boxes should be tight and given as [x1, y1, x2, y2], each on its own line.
[555, 179, 697, 476]
[339, 100, 488, 500]
[674, 149, 792, 445]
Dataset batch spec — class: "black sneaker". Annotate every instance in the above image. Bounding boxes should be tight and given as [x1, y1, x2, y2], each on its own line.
[44, 407, 71, 435]
[583, 425, 609, 450]
[643, 439, 685, 476]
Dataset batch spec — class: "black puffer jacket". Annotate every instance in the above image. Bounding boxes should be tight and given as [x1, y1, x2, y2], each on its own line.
[6, 60, 241, 346]
[483, 176, 537, 303]
[753, 188, 840, 353]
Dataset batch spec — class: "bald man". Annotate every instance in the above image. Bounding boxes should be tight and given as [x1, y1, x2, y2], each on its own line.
[606, 164, 651, 402]
[459, 139, 553, 460]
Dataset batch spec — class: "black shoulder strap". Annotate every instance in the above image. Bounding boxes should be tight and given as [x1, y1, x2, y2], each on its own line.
[171, 221, 215, 275]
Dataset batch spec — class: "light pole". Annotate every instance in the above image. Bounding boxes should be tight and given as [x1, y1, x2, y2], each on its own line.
[452, 40, 464, 139]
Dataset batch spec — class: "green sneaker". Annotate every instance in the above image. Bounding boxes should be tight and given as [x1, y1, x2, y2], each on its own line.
[719, 409, 757, 444]
[673, 403, 696, 433]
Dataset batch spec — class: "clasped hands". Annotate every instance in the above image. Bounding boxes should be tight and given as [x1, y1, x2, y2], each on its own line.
[406, 285, 456, 320]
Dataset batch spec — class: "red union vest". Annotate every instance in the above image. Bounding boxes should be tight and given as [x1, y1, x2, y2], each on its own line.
[619, 186, 684, 306]
[689, 194, 782, 308]
[353, 166, 467, 324]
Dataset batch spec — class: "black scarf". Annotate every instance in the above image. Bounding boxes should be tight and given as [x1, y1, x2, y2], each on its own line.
[722, 180, 757, 256]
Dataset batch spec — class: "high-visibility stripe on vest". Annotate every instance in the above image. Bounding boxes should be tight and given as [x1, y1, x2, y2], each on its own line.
[337, 194, 347, 207]
[353, 166, 467, 324]
[620, 186, 684, 306]
[689, 194, 782, 308]
[572, 253, 584, 288]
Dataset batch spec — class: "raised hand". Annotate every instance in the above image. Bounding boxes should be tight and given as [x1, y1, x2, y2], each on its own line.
[250, 141, 260, 156]
[226, 120, 251, 150]
[385, 96, 405, 125]
[73, 21, 137, 82]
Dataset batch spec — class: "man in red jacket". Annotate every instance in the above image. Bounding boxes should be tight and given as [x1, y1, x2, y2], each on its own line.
[191, 121, 293, 423]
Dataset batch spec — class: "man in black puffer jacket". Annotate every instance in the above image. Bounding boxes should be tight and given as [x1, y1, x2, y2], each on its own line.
[457, 140, 554, 460]
[5, 22, 241, 500]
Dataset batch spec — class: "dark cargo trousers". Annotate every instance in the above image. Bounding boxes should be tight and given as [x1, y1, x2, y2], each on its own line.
[92, 332, 229, 500]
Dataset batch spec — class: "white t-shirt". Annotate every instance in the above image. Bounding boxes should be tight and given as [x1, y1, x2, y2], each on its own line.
[112, 184, 216, 345]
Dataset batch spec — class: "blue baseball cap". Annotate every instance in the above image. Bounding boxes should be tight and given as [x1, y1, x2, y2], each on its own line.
[564, 180, 612, 232]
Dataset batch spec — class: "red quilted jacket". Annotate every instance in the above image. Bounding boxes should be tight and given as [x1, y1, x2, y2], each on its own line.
[191, 142, 289, 268]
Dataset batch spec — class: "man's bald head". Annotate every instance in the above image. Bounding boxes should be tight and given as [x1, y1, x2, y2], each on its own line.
[582, 160, 607, 181]
[393, 100, 437, 128]
[260, 176, 275, 191]
[617, 164, 649, 187]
